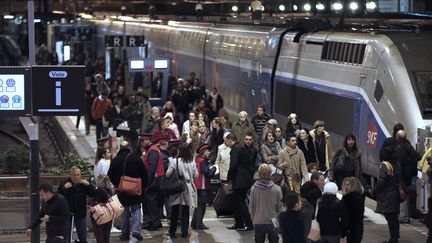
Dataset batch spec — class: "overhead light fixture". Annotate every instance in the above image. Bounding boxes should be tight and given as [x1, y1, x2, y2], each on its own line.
[332, 2, 343, 10]
[349, 2, 359, 11]
[316, 3, 325, 10]
[303, 3, 312, 11]
[279, 4, 286, 11]
[366, 1, 377, 10]
[232, 5, 238, 12]
[293, 4, 298, 11]
[34, 19, 41, 23]
[4, 15, 14, 20]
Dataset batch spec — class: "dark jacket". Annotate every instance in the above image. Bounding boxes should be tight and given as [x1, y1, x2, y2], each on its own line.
[333, 147, 362, 187]
[105, 105, 124, 129]
[297, 137, 317, 165]
[58, 179, 96, 219]
[251, 113, 272, 138]
[299, 198, 314, 238]
[316, 194, 348, 237]
[300, 181, 322, 213]
[395, 140, 421, 186]
[279, 210, 307, 243]
[121, 104, 143, 131]
[228, 142, 257, 189]
[375, 161, 400, 214]
[379, 137, 398, 161]
[28, 193, 70, 238]
[342, 191, 365, 243]
[108, 148, 148, 206]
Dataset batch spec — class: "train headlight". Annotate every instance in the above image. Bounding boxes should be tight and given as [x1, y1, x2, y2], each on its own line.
[232, 5, 239, 12]
[349, 2, 359, 11]
[332, 2, 343, 11]
[316, 3, 325, 11]
[279, 4, 286, 11]
[366, 1, 377, 10]
[303, 3, 312, 11]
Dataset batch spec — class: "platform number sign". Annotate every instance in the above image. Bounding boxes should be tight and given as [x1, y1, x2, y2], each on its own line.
[32, 66, 85, 116]
[105, 35, 145, 47]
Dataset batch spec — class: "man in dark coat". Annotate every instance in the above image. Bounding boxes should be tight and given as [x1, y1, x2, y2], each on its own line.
[379, 123, 404, 161]
[227, 132, 257, 231]
[108, 141, 148, 241]
[300, 171, 324, 211]
[376, 147, 401, 243]
[58, 166, 96, 243]
[26, 184, 71, 243]
[395, 130, 421, 223]
[251, 105, 271, 146]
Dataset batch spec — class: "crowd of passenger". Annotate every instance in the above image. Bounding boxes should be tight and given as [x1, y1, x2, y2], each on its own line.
[25, 57, 424, 243]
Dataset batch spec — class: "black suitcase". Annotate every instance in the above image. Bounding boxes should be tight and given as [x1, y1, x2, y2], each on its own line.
[213, 182, 235, 217]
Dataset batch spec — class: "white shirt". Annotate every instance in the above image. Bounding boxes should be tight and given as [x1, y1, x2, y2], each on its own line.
[182, 120, 191, 135]
[94, 158, 110, 179]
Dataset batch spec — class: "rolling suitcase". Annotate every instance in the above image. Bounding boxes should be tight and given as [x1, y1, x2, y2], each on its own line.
[417, 175, 431, 215]
[213, 182, 235, 217]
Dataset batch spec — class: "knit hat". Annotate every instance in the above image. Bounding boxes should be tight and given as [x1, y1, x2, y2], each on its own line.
[164, 112, 174, 120]
[196, 144, 210, 154]
[223, 132, 230, 139]
[323, 182, 338, 194]
[267, 119, 278, 125]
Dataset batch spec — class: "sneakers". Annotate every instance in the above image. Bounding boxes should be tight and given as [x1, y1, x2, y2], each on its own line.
[132, 232, 144, 241]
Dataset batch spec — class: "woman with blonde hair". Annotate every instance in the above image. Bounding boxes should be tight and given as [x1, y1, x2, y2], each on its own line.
[342, 177, 365, 243]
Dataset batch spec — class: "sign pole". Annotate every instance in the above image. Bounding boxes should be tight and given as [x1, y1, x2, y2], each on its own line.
[27, 1, 40, 243]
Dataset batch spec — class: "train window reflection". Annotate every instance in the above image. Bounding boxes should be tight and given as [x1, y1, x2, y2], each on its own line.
[415, 72, 432, 110]
[374, 80, 384, 103]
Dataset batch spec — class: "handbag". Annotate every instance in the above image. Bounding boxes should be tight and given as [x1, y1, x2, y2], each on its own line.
[382, 161, 408, 202]
[118, 153, 142, 196]
[307, 201, 321, 241]
[161, 158, 186, 195]
[90, 194, 124, 225]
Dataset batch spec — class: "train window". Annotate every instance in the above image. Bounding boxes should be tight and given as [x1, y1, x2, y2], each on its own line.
[374, 80, 384, 103]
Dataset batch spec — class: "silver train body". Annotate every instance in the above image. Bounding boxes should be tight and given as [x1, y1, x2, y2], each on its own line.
[90, 18, 432, 187]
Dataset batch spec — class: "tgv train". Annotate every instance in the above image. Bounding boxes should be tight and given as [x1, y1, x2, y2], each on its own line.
[88, 16, 432, 190]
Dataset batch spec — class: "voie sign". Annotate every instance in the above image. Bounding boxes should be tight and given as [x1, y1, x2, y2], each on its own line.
[32, 66, 85, 116]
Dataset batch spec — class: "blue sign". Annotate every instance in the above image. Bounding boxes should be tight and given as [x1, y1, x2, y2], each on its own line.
[0, 67, 31, 117]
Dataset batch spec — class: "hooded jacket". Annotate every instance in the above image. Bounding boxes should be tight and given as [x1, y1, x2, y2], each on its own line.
[249, 179, 283, 225]
[277, 146, 309, 182]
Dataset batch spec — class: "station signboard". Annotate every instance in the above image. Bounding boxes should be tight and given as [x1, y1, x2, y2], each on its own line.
[32, 66, 85, 116]
[0, 67, 31, 117]
[105, 35, 145, 47]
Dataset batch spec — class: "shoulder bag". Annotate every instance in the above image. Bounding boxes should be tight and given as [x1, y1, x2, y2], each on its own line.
[90, 194, 124, 225]
[118, 153, 142, 196]
[161, 158, 186, 195]
[382, 161, 408, 202]
[307, 200, 321, 241]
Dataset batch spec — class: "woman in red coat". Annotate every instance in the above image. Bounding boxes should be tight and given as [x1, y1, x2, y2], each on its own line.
[152, 118, 177, 142]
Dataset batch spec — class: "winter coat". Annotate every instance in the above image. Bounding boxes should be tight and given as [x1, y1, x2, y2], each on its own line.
[230, 120, 257, 146]
[342, 191, 365, 243]
[277, 146, 309, 182]
[105, 105, 124, 129]
[395, 140, 421, 186]
[249, 179, 283, 225]
[27, 193, 70, 238]
[152, 127, 177, 142]
[140, 113, 160, 134]
[332, 147, 362, 187]
[228, 142, 257, 189]
[297, 137, 317, 165]
[121, 104, 143, 131]
[310, 129, 332, 171]
[166, 158, 198, 208]
[316, 193, 348, 237]
[300, 198, 314, 238]
[215, 143, 231, 181]
[279, 210, 307, 243]
[261, 141, 282, 165]
[375, 161, 400, 214]
[209, 128, 225, 148]
[58, 178, 96, 219]
[91, 97, 112, 120]
[107, 148, 148, 206]
[300, 181, 322, 212]
[276, 136, 286, 150]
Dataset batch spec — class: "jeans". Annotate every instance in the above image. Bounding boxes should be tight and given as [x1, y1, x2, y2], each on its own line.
[254, 224, 278, 243]
[233, 188, 253, 228]
[320, 235, 340, 243]
[169, 205, 190, 235]
[74, 217, 87, 243]
[121, 204, 142, 234]
[384, 212, 400, 242]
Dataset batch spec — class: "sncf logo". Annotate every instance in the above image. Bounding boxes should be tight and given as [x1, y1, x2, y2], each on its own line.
[49, 71, 68, 78]
[367, 120, 378, 149]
